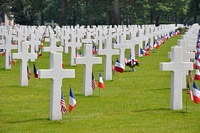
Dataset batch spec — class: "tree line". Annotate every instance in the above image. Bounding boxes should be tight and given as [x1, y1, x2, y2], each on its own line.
[0, 0, 200, 26]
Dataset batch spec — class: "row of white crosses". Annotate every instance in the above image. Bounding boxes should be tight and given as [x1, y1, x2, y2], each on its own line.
[160, 24, 199, 110]
[0, 24, 179, 120]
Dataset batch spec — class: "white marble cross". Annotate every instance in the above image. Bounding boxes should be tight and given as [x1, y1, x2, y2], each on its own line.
[43, 38, 63, 67]
[126, 32, 140, 59]
[38, 52, 75, 120]
[12, 30, 24, 52]
[64, 33, 82, 66]
[168, 40, 195, 89]
[81, 32, 94, 44]
[182, 35, 197, 51]
[12, 41, 37, 86]
[27, 33, 41, 62]
[160, 46, 193, 110]
[60, 29, 70, 46]
[97, 38, 119, 80]
[0, 36, 18, 69]
[75, 44, 102, 96]
[113, 35, 133, 68]
[95, 29, 105, 50]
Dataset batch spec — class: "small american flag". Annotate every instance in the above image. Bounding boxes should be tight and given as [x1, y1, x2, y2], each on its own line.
[27, 66, 31, 80]
[9, 55, 12, 66]
[61, 91, 67, 115]
[188, 70, 193, 82]
[92, 72, 97, 90]
[187, 82, 194, 101]
[112, 60, 116, 75]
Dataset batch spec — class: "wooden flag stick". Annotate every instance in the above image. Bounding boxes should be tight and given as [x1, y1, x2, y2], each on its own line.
[99, 87, 100, 96]
[186, 77, 188, 113]
[186, 85, 188, 113]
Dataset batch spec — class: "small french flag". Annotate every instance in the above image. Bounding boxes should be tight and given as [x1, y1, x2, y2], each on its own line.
[33, 64, 38, 78]
[69, 87, 76, 113]
[98, 73, 104, 89]
[114, 59, 124, 73]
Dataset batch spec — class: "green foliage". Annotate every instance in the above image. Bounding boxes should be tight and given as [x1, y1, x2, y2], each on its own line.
[0, 35, 200, 132]
[159, 20, 175, 24]
[1, 0, 199, 26]
[176, 27, 188, 34]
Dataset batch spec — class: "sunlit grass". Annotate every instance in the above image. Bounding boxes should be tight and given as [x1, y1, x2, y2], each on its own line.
[0, 35, 199, 133]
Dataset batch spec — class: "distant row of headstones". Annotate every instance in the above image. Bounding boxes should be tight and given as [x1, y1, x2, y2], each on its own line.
[160, 23, 200, 110]
[0, 24, 184, 120]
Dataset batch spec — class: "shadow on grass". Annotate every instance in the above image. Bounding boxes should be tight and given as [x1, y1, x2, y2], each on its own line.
[7, 118, 49, 124]
[151, 88, 170, 91]
[0, 68, 12, 71]
[74, 93, 100, 97]
[132, 108, 187, 114]
[0, 85, 21, 89]
[132, 107, 170, 112]
[1, 84, 26, 88]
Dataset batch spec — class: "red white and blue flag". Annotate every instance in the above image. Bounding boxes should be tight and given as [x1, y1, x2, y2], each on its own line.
[76, 51, 80, 57]
[112, 60, 116, 75]
[194, 65, 200, 80]
[61, 91, 67, 115]
[188, 70, 193, 82]
[187, 82, 193, 101]
[0, 49, 5, 56]
[145, 42, 150, 51]
[98, 73, 104, 88]
[79, 51, 82, 57]
[9, 54, 12, 66]
[33, 64, 38, 78]
[37, 48, 42, 58]
[124, 54, 127, 63]
[69, 87, 76, 113]
[13, 59, 17, 65]
[27, 66, 31, 80]
[153, 40, 159, 49]
[193, 54, 200, 69]
[62, 62, 64, 69]
[140, 48, 150, 56]
[114, 59, 124, 73]
[193, 81, 200, 104]
[92, 45, 97, 55]
[92, 72, 97, 90]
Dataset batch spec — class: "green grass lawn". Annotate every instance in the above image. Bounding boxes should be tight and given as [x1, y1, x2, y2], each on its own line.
[0, 35, 200, 133]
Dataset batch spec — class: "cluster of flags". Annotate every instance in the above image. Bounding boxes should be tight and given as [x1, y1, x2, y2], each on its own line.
[76, 51, 82, 57]
[92, 72, 105, 90]
[60, 71, 105, 116]
[187, 29, 200, 104]
[187, 81, 200, 104]
[60, 87, 77, 115]
[153, 30, 180, 50]
[140, 47, 150, 56]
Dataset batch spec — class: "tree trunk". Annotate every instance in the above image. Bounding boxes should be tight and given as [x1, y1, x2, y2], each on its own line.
[126, 15, 129, 26]
[150, 10, 153, 24]
[155, 16, 160, 26]
[107, 12, 113, 25]
[73, 8, 77, 26]
[114, 0, 120, 25]
[59, 0, 67, 26]
[194, 15, 197, 23]
[88, 15, 92, 26]
[175, 15, 178, 26]
[40, 11, 44, 25]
